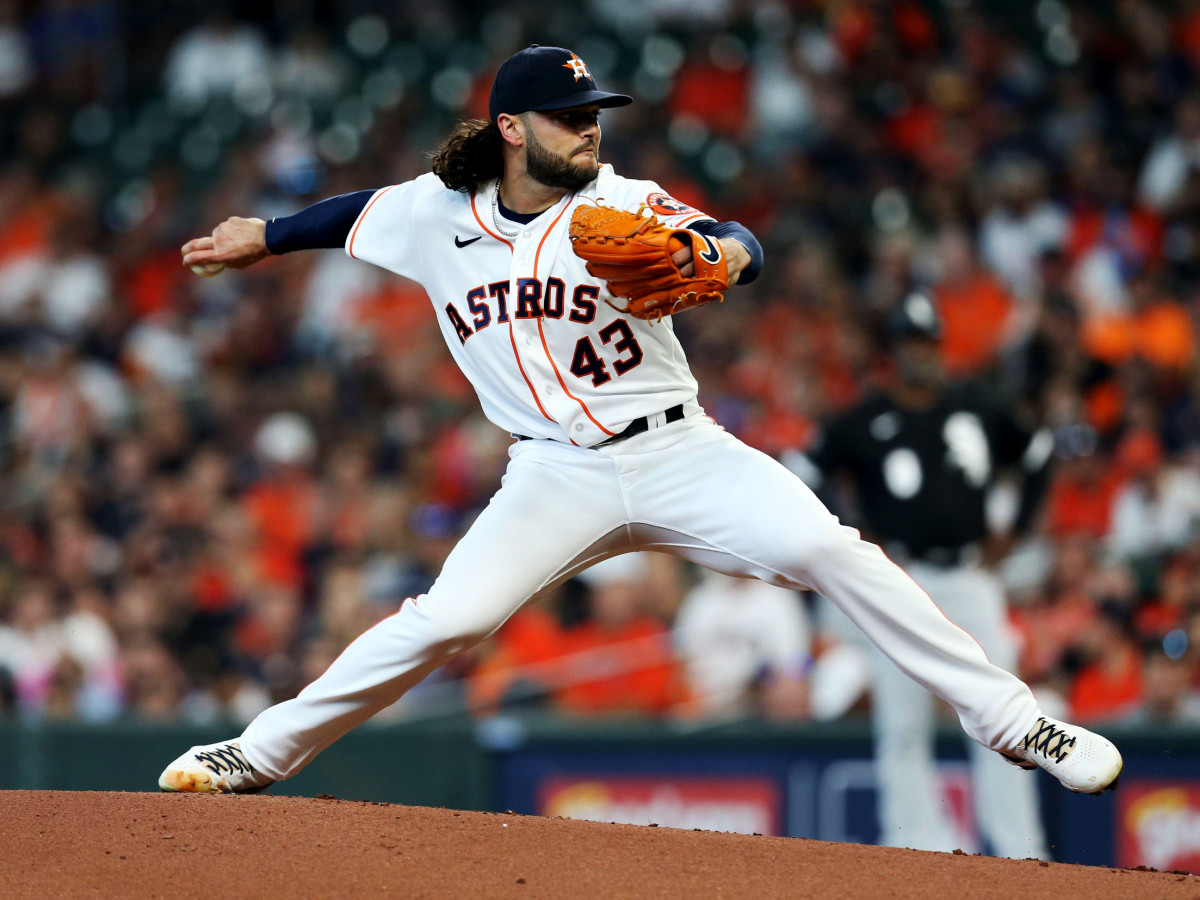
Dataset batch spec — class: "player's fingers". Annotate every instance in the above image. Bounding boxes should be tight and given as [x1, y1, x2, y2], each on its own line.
[182, 247, 221, 266]
[670, 246, 692, 268]
[679, 262, 694, 277]
[181, 237, 215, 257]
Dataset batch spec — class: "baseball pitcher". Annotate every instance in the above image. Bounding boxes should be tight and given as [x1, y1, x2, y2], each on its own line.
[159, 46, 1122, 804]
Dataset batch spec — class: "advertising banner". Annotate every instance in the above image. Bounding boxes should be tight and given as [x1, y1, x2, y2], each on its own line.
[538, 776, 781, 835]
[1116, 781, 1200, 873]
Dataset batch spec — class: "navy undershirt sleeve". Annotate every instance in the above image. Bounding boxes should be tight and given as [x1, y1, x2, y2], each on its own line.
[691, 219, 763, 285]
[689, 220, 764, 285]
[264, 190, 376, 254]
[267, 192, 766, 286]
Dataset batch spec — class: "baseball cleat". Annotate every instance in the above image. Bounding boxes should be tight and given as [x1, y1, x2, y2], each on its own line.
[158, 740, 275, 794]
[999, 715, 1123, 794]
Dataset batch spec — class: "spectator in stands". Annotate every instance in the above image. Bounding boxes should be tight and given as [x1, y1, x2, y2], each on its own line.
[245, 412, 319, 583]
[1123, 641, 1200, 724]
[0, 581, 63, 714]
[1108, 429, 1200, 560]
[0, 2, 33, 101]
[673, 569, 811, 719]
[931, 229, 1016, 377]
[0, 218, 110, 338]
[163, 9, 271, 108]
[274, 27, 349, 101]
[1139, 93, 1200, 214]
[119, 638, 187, 720]
[978, 156, 1067, 300]
[466, 590, 568, 714]
[1045, 430, 1123, 539]
[1069, 598, 1145, 724]
[554, 555, 690, 716]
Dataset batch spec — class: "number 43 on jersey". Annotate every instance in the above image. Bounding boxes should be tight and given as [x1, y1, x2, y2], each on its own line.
[443, 275, 644, 388]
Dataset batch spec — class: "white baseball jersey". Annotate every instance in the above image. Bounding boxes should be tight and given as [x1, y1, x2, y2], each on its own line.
[344, 165, 711, 445]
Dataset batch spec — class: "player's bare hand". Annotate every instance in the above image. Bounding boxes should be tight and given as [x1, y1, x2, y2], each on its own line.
[719, 238, 750, 284]
[181, 217, 270, 270]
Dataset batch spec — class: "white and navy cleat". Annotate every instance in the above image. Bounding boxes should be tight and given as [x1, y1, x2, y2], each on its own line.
[999, 715, 1123, 794]
[158, 740, 275, 794]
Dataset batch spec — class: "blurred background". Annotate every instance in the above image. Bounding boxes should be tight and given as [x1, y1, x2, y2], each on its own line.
[1, 0, 1199, 869]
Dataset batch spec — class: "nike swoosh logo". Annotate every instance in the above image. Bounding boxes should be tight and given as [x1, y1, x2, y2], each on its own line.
[455, 235, 482, 248]
[697, 233, 723, 265]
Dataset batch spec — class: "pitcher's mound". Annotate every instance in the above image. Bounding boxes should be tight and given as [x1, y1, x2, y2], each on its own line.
[0, 791, 1194, 898]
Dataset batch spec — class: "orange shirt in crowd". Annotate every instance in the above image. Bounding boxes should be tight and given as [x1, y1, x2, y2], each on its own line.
[831, 0, 877, 63]
[190, 564, 235, 614]
[352, 281, 432, 355]
[123, 249, 188, 319]
[245, 478, 318, 572]
[935, 275, 1013, 376]
[1082, 302, 1196, 371]
[0, 187, 60, 266]
[1045, 464, 1123, 538]
[668, 61, 749, 137]
[1069, 644, 1144, 722]
[1134, 600, 1182, 638]
[554, 617, 689, 715]
[468, 607, 567, 712]
[1011, 592, 1098, 681]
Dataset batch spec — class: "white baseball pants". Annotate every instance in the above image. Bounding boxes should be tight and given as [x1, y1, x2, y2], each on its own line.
[869, 561, 1049, 859]
[240, 413, 1040, 781]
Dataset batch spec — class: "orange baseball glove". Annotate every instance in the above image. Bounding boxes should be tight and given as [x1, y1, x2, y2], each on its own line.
[568, 203, 728, 321]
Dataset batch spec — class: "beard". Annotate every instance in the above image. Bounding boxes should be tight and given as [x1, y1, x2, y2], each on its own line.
[525, 128, 599, 191]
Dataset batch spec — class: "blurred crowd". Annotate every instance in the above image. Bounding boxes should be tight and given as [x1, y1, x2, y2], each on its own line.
[2, 0, 1200, 729]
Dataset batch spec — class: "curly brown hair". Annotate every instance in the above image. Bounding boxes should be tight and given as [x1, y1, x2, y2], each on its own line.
[429, 119, 504, 192]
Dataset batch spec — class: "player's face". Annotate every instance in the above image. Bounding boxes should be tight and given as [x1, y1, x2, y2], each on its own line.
[895, 337, 945, 389]
[523, 106, 602, 191]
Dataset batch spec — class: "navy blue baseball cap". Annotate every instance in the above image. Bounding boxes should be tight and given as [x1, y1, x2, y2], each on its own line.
[489, 45, 633, 121]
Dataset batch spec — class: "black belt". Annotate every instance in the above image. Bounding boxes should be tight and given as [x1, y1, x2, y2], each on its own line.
[514, 404, 686, 447]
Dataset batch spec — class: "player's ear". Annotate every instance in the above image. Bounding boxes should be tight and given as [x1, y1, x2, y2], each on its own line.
[496, 113, 525, 148]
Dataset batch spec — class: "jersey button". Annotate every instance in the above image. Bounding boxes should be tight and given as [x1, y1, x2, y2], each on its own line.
[574, 423, 584, 432]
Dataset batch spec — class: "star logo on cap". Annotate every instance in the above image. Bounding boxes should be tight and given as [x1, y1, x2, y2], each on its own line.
[562, 52, 591, 82]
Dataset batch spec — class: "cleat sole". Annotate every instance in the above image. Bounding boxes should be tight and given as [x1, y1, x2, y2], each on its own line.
[158, 769, 227, 794]
[999, 751, 1038, 771]
[1067, 761, 1123, 795]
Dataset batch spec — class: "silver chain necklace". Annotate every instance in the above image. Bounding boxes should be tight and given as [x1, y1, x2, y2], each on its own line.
[490, 180, 520, 239]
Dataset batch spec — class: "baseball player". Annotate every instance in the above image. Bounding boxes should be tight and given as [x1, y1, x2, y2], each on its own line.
[804, 293, 1053, 857]
[158, 46, 1122, 803]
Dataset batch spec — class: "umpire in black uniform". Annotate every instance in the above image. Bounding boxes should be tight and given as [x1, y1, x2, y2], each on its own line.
[803, 292, 1053, 858]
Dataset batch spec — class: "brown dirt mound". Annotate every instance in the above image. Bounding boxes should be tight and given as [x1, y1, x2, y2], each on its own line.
[0, 790, 1195, 898]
